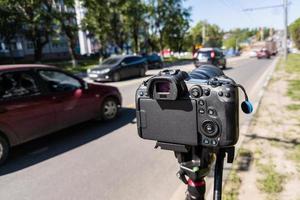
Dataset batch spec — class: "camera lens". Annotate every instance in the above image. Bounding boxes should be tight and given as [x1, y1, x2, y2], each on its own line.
[202, 121, 219, 137]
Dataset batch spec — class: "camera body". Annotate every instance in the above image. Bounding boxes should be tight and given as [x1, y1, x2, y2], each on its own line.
[136, 68, 239, 148]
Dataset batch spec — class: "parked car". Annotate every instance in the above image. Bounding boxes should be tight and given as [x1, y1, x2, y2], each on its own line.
[0, 64, 122, 164]
[257, 48, 271, 59]
[142, 53, 163, 69]
[194, 48, 227, 69]
[87, 55, 147, 82]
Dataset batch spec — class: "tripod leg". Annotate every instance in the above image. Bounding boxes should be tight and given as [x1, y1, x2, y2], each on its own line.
[213, 150, 226, 200]
[186, 178, 206, 200]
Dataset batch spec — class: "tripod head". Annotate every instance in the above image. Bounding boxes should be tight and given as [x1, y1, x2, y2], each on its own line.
[156, 142, 235, 200]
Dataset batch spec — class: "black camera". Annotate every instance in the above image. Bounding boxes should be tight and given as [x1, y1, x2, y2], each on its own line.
[136, 65, 246, 149]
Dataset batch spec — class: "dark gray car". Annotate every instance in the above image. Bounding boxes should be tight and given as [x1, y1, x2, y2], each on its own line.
[87, 55, 147, 82]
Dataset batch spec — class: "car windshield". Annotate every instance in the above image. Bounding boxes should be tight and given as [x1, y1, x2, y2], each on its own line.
[101, 58, 121, 65]
[198, 51, 211, 58]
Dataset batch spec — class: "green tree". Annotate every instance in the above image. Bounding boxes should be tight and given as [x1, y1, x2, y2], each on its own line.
[53, 0, 79, 67]
[189, 21, 223, 48]
[163, 2, 190, 52]
[0, 3, 22, 62]
[123, 0, 147, 53]
[149, 0, 191, 53]
[82, 0, 112, 57]
[289, 18, 300, 50]
[10, 0, 58, 62]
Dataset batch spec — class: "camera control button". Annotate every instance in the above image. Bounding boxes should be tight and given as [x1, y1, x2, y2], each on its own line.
[199, 109, 205, 114]
[211, 140, 217, 146]
[139, 91, 144, 96]
[208, 109, 215, 115]
[199, 100, 205, 106]
[204, 88, 210, 96]
[225, 92, 230, 97]
[218, 91, 223, 96]
[203, 139, 209, 144]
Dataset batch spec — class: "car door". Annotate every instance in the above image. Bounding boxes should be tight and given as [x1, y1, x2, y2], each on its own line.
[132, 57, 143, 76]
[0, 70, 56, 143]
[120, 57, 134, 79]
[37, 69, 96, 130]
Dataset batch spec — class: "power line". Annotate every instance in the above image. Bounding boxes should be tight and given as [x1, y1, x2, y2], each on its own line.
[242, 2, 291, 12]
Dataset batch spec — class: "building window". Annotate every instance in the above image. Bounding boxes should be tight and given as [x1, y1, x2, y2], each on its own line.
[27, 42, 34, 50]
[52, 43, 59, 48]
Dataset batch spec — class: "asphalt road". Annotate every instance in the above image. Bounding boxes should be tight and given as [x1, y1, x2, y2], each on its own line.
[0, 57, 276, 200]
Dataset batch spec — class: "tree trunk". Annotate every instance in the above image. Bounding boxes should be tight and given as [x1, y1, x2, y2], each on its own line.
[133, 32, 139, 54]
[67, 38, 77, 68]
[159, 32, 164, 57]
[33, 38, 47, 63]
[6, 41, 15, 64]
[34, 46, 43, 63]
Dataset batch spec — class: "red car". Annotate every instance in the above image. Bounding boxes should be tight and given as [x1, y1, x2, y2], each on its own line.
[257, 49, 271, 59]
[0, 64, 122, 164]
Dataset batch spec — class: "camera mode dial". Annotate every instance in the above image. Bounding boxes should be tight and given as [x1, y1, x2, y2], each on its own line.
[190, 86, 203, 98]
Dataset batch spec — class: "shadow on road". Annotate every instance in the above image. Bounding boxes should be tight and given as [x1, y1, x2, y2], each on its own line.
[0, 108, 136, 175]
[222, 67, 233, 71]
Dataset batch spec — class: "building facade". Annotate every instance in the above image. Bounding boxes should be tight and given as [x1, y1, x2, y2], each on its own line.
[0, 0, 95, 60]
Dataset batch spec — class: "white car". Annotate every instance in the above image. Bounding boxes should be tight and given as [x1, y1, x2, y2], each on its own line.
[249, 51, 257, 58]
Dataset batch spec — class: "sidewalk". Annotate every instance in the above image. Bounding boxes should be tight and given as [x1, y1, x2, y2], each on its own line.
[223, 54, 300, 200]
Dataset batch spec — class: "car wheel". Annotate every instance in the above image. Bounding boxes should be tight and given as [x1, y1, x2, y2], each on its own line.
[100, 98, 119, 121]
[0, 135, 9, 165]
[139, 68, 146, 77]
[222, 64, 226, 70]
[112, 72, 121, 82]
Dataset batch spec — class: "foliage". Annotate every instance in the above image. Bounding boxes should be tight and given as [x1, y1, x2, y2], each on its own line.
[0, 2, 22, 60]
[289, 18, 300, 50]
[82, 0, 191, 54]
[188, 21, 223, 48]
[0, 0, 60, 62]
[223, 28, 257, 49]
[52, 0, 79, 67]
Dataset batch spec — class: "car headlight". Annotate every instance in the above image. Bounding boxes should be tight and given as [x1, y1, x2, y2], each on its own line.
[98, 68, 110, 74]
[87, 68, 91, 73]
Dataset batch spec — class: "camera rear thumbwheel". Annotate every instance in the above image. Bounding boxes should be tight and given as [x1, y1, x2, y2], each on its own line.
[202, 121, 219, 137]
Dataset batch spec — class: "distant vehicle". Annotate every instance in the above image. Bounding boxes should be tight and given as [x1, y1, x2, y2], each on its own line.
[257, 49, 271, 59]
[0, 64, 122, 164]
[142, 53, 163, 69]
[249, 50, 258, 58]
[194, 48, 227, 69]
[265, 41, 277, 56]
[224, 48, 240, 57]
[88, 55, 147, 82]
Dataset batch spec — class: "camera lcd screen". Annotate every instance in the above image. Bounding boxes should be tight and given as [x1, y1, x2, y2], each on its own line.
[156, 81, 171, 93]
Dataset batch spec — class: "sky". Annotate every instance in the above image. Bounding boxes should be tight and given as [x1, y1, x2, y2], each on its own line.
[185, 0, 300, 31]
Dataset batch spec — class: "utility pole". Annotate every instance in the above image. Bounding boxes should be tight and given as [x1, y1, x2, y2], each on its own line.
[283, 0, 288, 62]
[202, 21, 206, 46]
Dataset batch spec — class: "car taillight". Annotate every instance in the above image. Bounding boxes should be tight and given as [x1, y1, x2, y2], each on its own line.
[210, 51, 215, 58]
